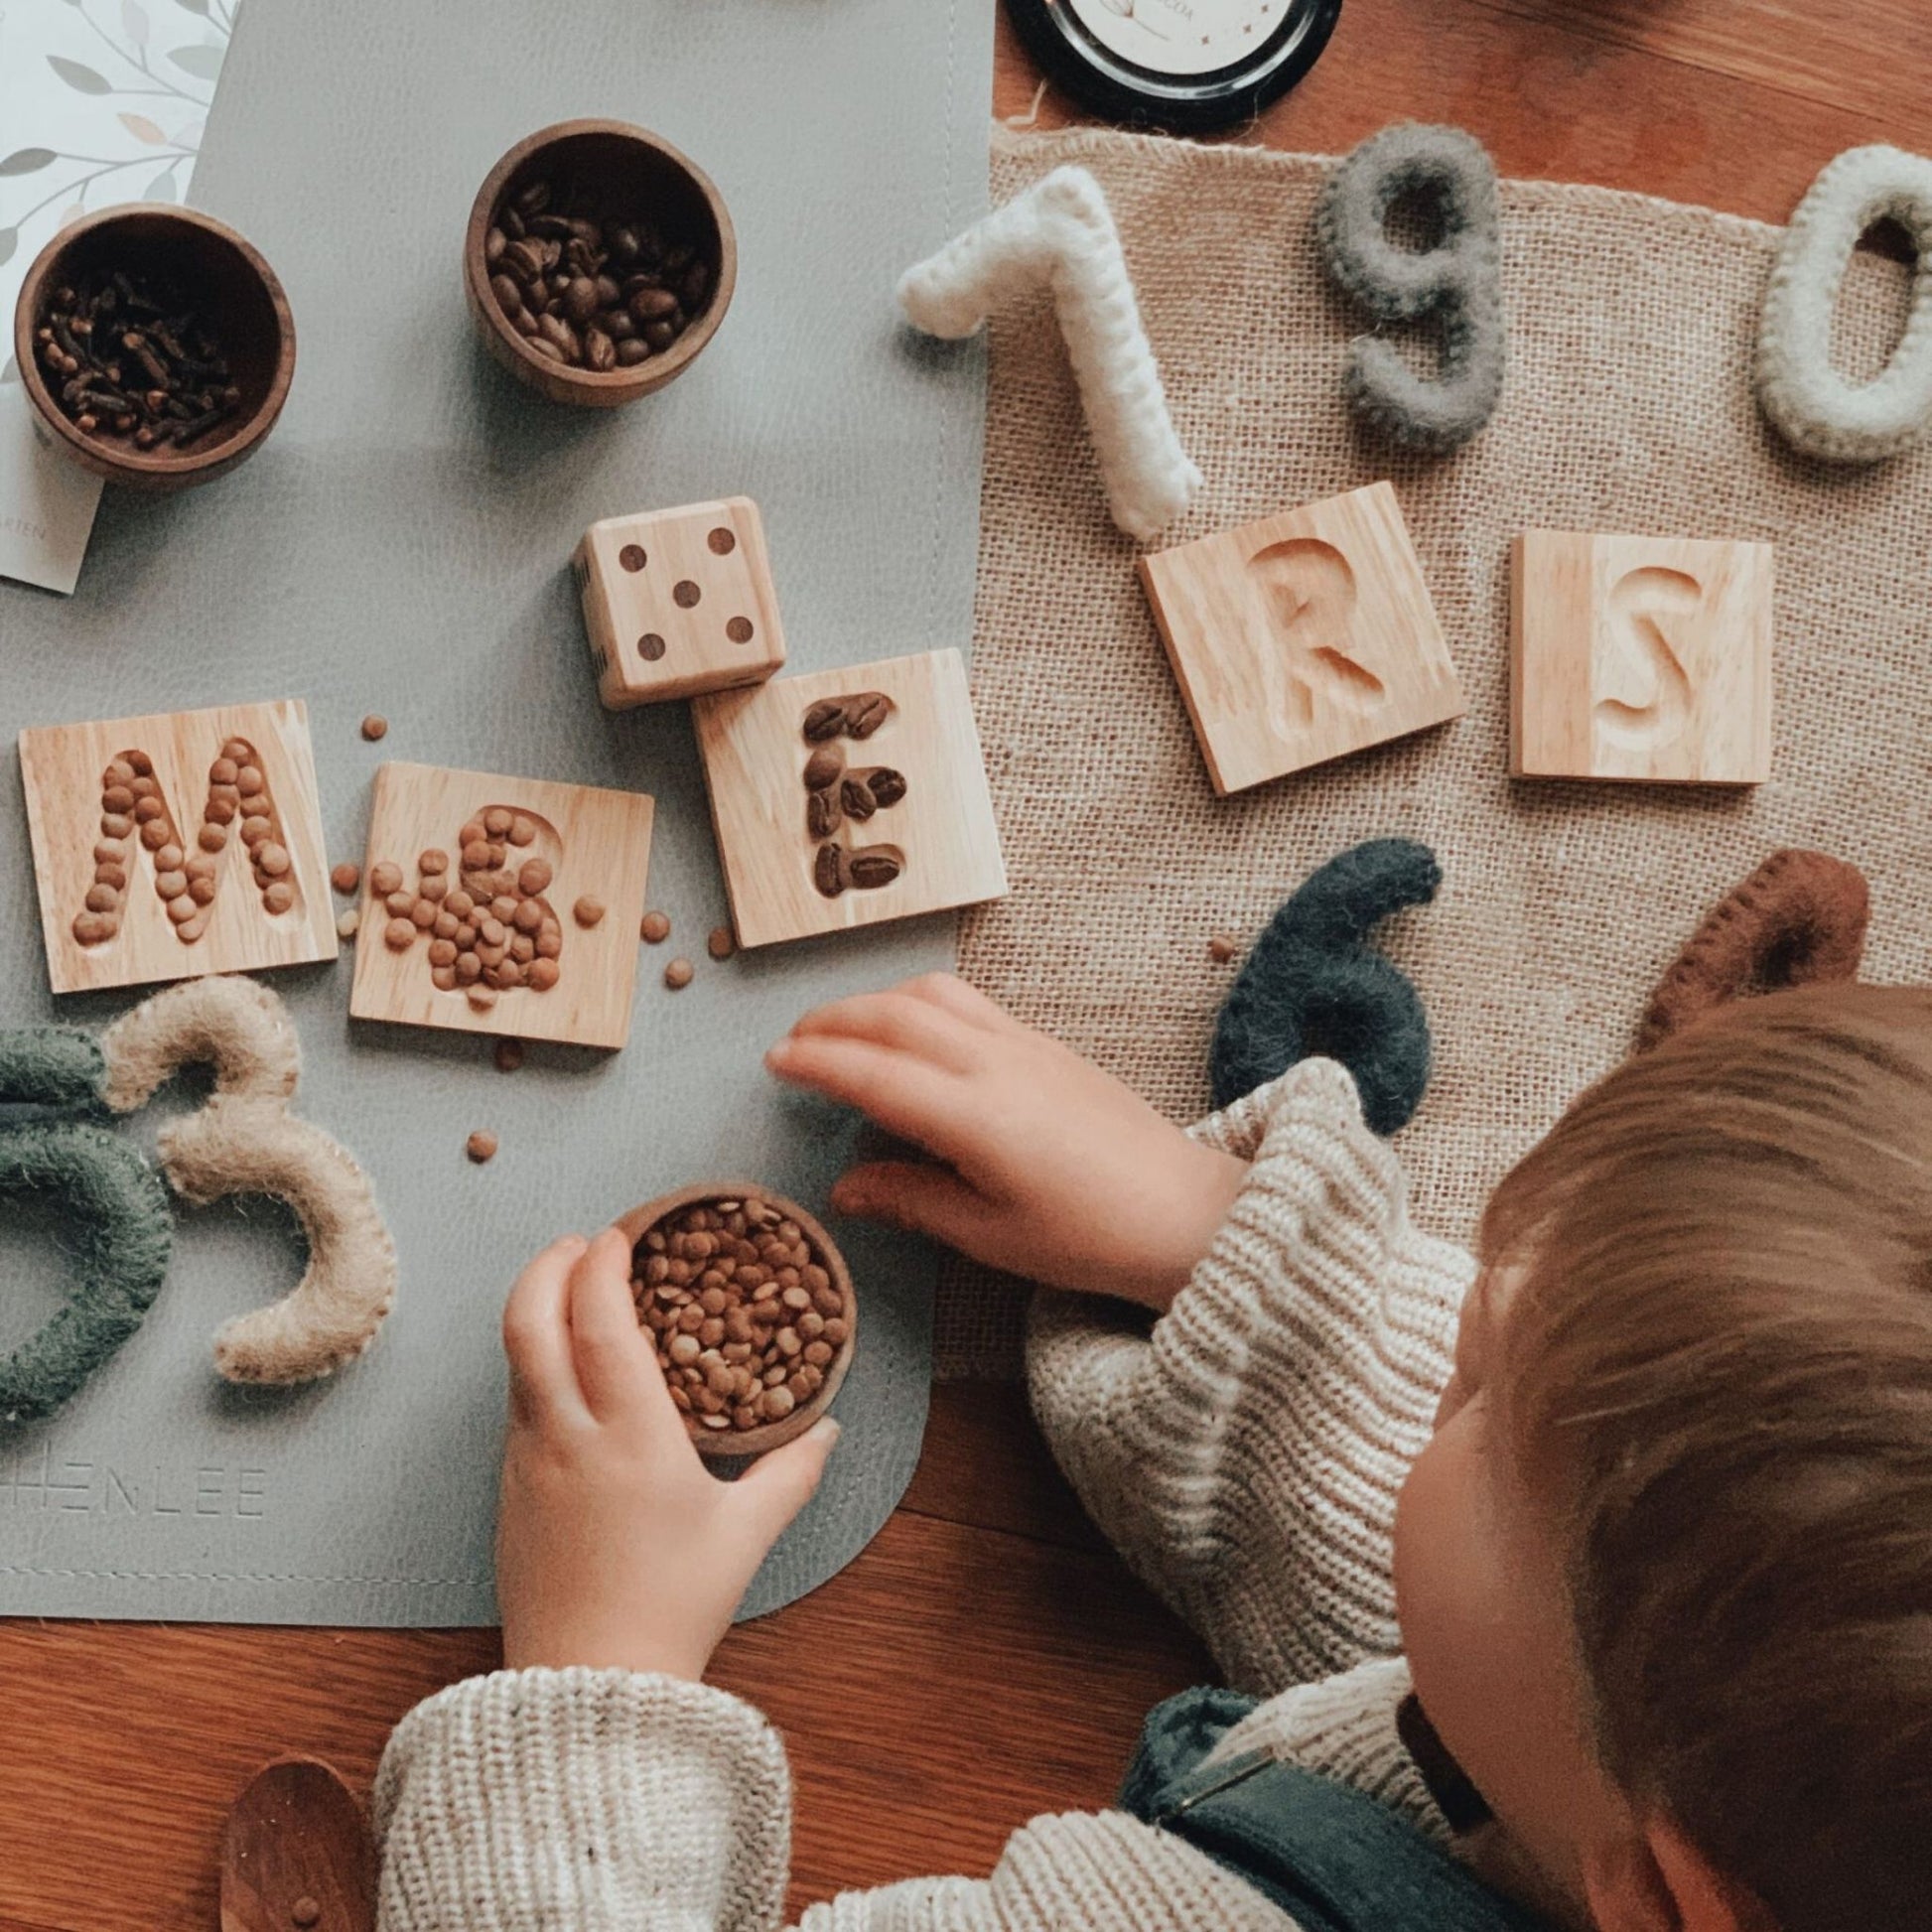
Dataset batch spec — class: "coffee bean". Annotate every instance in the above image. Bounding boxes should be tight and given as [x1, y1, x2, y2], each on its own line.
[806, 786, 843, 840]
[1208, 932, 1240, 963]
[802, 744, 845, 789]
[867, 768, 907, 808]
[813, 843, 848, 898]
[841, 776, 877, 821]
[803, 699, 847, 743]
[628, 286, 679, 323]
[845, 692, 893, 739]
[849, 850, 902, 890]
[484, 180, 716, 375]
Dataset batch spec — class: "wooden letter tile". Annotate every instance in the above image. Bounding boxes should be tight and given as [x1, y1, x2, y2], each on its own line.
[19, 699, 337, 996]
[1510, 530, 1774, 784]
[574, 495, 787, 708]
[348, 763, 654, 1050]
[694, 647, 1008, 949]
[1137, 482, 1465, 795]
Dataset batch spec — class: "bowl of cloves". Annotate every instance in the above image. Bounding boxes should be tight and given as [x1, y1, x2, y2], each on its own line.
[13, 205, 296, 492]
[464, 118, 737, 407]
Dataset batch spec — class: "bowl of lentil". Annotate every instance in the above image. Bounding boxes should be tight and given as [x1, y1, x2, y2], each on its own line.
[620, 1181, 855, 1458]
[464, 118, 737, 407]
[14, 204, 296, 491]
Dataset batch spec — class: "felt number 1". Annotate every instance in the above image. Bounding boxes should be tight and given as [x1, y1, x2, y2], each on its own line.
[1315, 123, 1507, 453]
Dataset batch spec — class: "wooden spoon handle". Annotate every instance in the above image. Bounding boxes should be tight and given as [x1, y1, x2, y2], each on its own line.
[219, 1755, 375, 1932]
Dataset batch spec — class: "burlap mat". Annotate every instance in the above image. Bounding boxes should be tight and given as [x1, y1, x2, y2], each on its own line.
[937, 123, 1932, 1379]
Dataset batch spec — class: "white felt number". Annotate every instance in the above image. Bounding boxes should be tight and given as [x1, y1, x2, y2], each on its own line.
[1757, 144, 1932, 464]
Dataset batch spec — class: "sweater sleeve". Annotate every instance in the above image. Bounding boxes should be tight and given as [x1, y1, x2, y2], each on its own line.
[1025, 1058, 1473, 1697]
[372, 1667, 791, 1932]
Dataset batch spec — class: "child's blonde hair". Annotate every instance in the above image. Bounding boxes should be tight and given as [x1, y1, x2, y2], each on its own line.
[1481, 984, 1932, 1932]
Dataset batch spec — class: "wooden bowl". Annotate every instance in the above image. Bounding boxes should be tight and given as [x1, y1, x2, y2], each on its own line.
[464, 119, 737, 408]
[618, 1181, 855, 1458]
[13, 205, 296, 492]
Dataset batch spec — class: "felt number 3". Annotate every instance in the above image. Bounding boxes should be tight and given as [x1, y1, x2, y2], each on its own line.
[0, 976, 395, 1425]
[1315, 123, 1507, 452]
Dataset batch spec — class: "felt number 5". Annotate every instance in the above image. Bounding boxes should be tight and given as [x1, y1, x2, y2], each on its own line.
[1316, 123, 1507, 452]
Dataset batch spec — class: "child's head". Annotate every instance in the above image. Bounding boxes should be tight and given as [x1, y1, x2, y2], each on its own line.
[1394, 984, 1932, 1932]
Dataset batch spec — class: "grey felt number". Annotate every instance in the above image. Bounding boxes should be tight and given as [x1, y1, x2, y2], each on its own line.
[1756, 144, 1932, 464]
[1315, 123, 1506, 452]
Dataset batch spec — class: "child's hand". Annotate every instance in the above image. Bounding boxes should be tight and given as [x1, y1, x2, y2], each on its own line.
[765, 974, 1247, 1311]
[496, 1228, 840, 1679]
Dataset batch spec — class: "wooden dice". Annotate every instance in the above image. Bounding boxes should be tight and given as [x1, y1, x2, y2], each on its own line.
[1511, 531, 1774, 784]
[574, 496, 788, 708]
[1138, 483, 1465, 795]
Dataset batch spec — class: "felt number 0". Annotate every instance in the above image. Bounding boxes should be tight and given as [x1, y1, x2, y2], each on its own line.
[1315, 124, 1507, 453]
[1756, 144, 1932, 464]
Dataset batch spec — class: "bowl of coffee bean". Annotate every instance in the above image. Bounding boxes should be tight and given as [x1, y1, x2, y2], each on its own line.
[465, 118, 737, 407]
[620, 1182, 855, 1458]
[13, 205, 296, 491]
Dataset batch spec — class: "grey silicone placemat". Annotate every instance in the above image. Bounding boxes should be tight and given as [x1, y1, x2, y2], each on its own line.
[0, 0, 992, 1624]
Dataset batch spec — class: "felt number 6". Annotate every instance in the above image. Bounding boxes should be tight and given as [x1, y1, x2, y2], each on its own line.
[1315, 123, 1507, 453]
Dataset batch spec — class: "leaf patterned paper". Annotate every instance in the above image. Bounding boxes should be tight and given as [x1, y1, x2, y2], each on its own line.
[0, 0, 241, 594]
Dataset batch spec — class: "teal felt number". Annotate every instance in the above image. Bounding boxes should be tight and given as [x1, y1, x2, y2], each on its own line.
[1315, 123, 1506, 452]
[1211, 838, 1441, 1135]
[0, 1030, 173, 1425]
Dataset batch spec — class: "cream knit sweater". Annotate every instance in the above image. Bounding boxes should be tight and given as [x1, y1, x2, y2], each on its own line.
[373, 1058, 1474, 1931]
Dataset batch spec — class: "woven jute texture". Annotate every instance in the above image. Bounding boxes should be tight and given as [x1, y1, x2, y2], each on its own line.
[935, 123, 1932, 1380]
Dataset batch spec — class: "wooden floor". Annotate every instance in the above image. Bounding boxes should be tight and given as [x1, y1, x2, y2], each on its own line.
[5, 6, 1930, 1927]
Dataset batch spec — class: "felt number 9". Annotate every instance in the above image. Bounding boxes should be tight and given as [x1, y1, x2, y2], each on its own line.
[1756, 144, 1932, 464]
[1315, 123, 1507, 452]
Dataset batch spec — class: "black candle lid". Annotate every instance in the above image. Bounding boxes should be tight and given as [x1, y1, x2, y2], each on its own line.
[1004, 0, 1343, 134]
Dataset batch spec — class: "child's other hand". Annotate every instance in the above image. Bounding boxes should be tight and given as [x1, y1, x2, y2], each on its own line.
[766, 975, 1246, 1311]
[496, 1228, 840, 1679]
